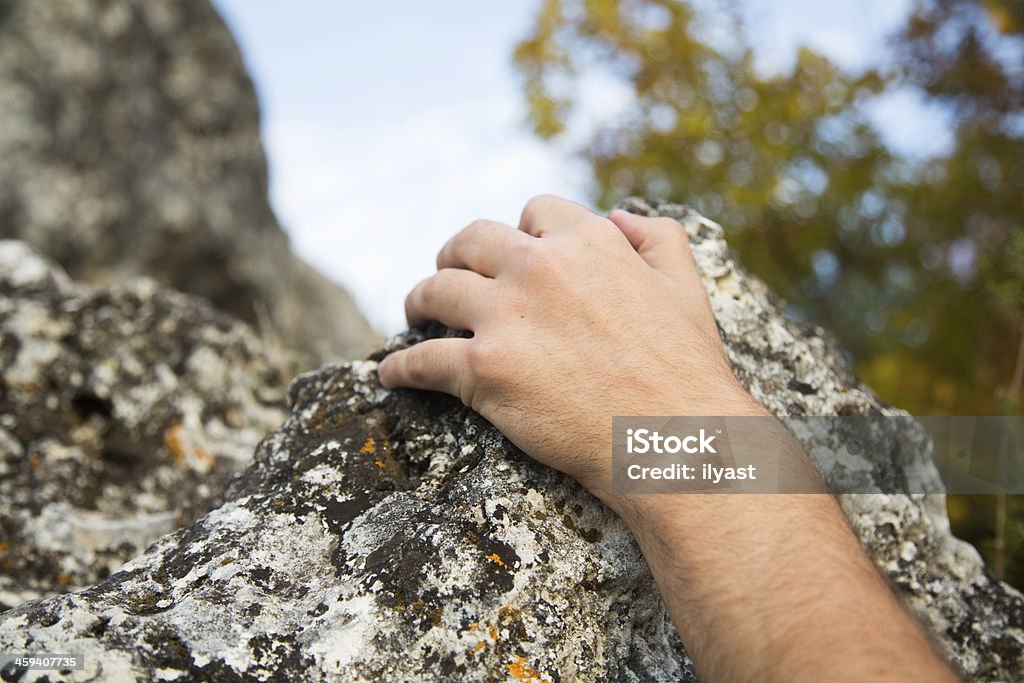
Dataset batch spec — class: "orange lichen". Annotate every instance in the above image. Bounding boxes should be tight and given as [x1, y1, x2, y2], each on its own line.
[0, 541, 7, 553]
[360, 437, 377, 455]
[163, 422, 213, 471]
[476, 641, 486, 651]
[194, 446, 213, 469]
[499, 605, 521, 622]
[164, 421, 186, 466]
[507, 656, 542, 681]
[486, 552, 507, 570]
[374, 458, 385, 469]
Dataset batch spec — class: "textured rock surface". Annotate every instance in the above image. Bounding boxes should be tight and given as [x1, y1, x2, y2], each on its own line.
[2, 202, 1022, 682]
[0, 241, 287, 610]
[0, 0, 377, 363]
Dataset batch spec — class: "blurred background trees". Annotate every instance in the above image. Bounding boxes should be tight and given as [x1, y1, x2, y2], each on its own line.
[515, 0, 1024, 583]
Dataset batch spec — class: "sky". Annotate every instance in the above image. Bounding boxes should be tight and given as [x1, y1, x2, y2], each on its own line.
[212, 0, 943, 335]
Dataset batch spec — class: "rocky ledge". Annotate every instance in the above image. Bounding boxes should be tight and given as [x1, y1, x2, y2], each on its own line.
[1, 202, 1022, 682]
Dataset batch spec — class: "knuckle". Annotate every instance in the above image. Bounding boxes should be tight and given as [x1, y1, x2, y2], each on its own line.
[432, 269, 463, 300]
[457, 379, 479, 410]
[405, 282, 421, 310]
[436, 240, 453, 268]
[465, 218, 493, 234]
[465, 338, 498, 378]
[525, 193, 559, 211]
[418, 275, 440, 304]
[461, 218, 500, 245]
[521, 194, 558, 223]
[654, 216, 689, 242]
[442, 222, 475, 256]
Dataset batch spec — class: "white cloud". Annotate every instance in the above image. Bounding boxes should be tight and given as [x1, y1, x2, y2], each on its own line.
[865, 87, 956, 160]
[744, 0, 914, 75]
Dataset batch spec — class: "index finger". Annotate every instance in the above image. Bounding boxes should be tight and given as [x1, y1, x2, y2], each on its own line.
[377, 337, 471, 402]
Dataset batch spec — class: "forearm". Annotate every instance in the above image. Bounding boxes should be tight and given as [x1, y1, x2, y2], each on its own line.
[600, 424, 959, 682]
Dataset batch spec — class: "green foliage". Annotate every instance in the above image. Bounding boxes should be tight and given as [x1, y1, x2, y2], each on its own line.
[515, 0, 1024, 582]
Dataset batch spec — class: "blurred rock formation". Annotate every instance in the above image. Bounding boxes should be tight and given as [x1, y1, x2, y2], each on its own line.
[0, 0, 377, 363]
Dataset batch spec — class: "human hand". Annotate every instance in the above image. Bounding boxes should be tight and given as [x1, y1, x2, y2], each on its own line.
[377, 195, 763, 504]
[378, 196, 958, 683]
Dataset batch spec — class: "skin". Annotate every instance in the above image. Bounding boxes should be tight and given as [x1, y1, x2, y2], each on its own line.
[378, 194, 959, 682]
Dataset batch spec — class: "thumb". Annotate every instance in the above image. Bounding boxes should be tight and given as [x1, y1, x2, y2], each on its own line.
[608, 209, 698, 284]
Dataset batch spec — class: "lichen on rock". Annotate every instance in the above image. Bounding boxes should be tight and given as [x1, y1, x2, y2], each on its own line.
[0, 240, 287, 609]
[1, 202, 1021, 682]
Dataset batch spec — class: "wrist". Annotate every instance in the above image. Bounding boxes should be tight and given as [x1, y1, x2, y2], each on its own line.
[585, 376, 771, 517]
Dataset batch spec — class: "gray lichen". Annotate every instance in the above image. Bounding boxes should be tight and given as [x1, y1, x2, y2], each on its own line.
[1, 203, 1021, 681]
[0, 241, 287, 609]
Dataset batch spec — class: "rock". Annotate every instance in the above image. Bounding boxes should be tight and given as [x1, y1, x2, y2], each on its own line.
[0, 240, 287, 610]
[1, 202, 1022, 682]
[0, 0, 377, 363]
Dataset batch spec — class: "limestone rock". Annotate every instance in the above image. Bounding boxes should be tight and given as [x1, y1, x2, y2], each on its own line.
[1, 202, 1022, 682]
[0, 0, 377, 363]
[0, 240, 287, 610]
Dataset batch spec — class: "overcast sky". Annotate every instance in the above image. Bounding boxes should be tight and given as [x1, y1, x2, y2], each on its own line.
[213, 0, 943, 335]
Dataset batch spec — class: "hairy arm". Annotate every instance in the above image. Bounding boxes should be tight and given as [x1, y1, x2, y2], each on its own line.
[378, 195, 957, 682]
